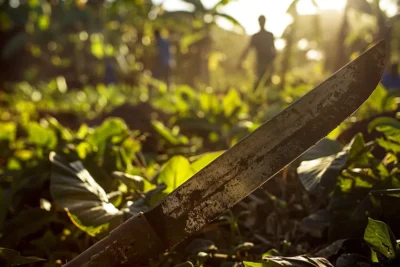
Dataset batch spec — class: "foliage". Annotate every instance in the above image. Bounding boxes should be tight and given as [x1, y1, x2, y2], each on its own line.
[1, 0, 400, 266]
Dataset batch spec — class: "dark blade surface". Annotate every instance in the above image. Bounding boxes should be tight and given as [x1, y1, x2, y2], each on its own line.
[64, 41, 386, 267]
[145, 40, 386, 247]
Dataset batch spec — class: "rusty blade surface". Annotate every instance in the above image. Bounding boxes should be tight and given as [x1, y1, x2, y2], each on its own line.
[145, 40, 386, 247]
[64, 41, 386, 267]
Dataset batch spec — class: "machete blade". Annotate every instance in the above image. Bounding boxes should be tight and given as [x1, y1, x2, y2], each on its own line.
[64, 40, 386, 267]
[145, 40, 386, 247]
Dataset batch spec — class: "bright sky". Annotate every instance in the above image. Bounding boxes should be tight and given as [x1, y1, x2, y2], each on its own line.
[153, 0, 398, 37]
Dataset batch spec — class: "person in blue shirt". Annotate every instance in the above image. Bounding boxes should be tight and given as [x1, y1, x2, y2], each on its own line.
[154, 29, 171, 87]
[105, 56, 117, 85]
[382, 63, 400, 92]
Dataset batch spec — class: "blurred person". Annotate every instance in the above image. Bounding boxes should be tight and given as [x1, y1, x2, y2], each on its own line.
[238, 15, 276, 90]
[105, 56, 117, 85]
[153, 29, 171, 88]
[382, 63, 400, 92]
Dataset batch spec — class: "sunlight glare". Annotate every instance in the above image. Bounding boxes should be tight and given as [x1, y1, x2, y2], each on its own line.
[154, 0, 348, 36]
[297, 0, 347, 14]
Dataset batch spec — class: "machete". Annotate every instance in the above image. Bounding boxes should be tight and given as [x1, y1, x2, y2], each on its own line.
[64, 40, 386, 267]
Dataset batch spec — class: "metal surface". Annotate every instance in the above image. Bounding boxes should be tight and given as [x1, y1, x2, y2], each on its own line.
[64, 40, 386, 267]
[145, 40, 386, 246]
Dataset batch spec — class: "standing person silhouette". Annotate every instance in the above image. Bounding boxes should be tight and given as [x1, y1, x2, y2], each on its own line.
[238, 15, 276, 90]
[154, 29, 171, 88]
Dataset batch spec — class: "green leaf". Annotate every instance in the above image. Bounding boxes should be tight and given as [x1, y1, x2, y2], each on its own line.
[243, 262, 266, 267]
[300, 138, 343, 161]
[368, 117, 400, 133]
[87, 118, 129, 156]
[151, 120, 189, 145]
[262, 249, 282, 258]
[0, 122, 16, 142]
[49, 152, 124, 237]
[297, 148, 348, 195]
[191, 151, 224, 174]
[222, 89, 241, 117]
[348, 133, 366, 161]
[47, 117, 73, 141]
[377, 125, 400, 144]
[376, 138, 400, 154]
[0, 248, 44, 267]
[158, 156, 194, 194]
[364, 218, 397, 260]
[26, 122, 57, 149]
[112, 171, 145, 191]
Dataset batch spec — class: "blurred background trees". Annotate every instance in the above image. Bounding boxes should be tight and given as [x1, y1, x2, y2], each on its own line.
[1, 0, 398, 94]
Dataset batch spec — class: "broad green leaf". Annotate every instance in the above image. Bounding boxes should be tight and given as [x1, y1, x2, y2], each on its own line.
[26, 122, 57, 149]
[348, 133, 366, 161]
[364, 218, 397, 260]
[300, 138, 343, 161]
[158, 156, 194, 194]
[87, 118, 129, 156]
[47, 117, 73, 141]
[243, 262, 266, 267]
[151, 120, 189, 145]
[262, 249, 281, 258]
[377, 125, 400, 144]
[0, 122, 16, 142]
[376, 138, 400, 154]
[0, 248, 44, 267]
[222, 89, 241, 117]
[49, 152, 124, 237]
[75, 142, 92, 159]
[112, 171, 145, 191]
[191, 151, 224, 174]
[297, 148, 348, 195]
[368, 117, 400, 133]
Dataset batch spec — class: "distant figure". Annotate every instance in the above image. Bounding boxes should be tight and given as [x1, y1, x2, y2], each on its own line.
[154, 29, 171, 87]
[105, 57, 117, 85]
[382, 63, 400, 92]
[238, 15, 276, 89]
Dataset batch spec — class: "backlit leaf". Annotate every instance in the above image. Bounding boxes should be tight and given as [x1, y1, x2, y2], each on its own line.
[49, 152, 124, 237]
[158, 156, 194, 194]
[364, 218, 396, 260]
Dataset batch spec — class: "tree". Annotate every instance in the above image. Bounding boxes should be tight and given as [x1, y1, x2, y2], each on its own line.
[279, 0, 320, 90]
[162, 0, 244, 85]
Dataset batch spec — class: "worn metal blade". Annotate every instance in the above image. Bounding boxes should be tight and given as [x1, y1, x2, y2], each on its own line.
[65, 41, 386, 267]
[145, 40, 386, 245]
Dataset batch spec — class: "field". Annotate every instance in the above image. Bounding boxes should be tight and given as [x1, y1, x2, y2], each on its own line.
[2, 0, 400, 266]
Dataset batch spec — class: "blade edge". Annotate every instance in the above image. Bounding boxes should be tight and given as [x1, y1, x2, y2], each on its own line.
[147, 40, 387, 247]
